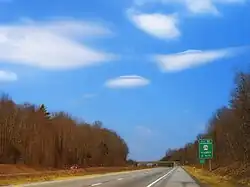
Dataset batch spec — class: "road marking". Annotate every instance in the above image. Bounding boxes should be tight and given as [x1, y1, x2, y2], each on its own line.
[117, 178, 123, 181]
[91, 183, 102, 186]
[146, 168, 176, 187]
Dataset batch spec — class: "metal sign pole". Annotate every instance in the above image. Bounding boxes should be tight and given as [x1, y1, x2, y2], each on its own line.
[198, 139, 213, 171]
[209, 159, 212, 171]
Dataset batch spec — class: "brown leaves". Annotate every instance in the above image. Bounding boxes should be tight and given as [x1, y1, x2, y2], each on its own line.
[0, 95, 129, 168]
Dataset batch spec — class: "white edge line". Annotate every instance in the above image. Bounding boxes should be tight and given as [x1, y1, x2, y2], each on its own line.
[146, 167, 176, 187]
[91, 183, 102, 186]
[117, 178, 123, 180]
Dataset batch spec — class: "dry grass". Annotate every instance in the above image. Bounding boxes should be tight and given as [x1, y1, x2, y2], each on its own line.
[0, 171, 104, 185]
[0, 165, 148, 186]
[212, 163, 250, 185]
[0, 164, 48, 175]
[185, 166, 242, 187]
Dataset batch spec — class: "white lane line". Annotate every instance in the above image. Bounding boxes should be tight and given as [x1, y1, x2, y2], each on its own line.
[117, 178, 124, 181]
[91, 183, 102, 186]
[146, 168, 176, 187]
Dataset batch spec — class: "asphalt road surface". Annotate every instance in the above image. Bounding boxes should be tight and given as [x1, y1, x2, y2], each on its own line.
[7, 167, 200, 187]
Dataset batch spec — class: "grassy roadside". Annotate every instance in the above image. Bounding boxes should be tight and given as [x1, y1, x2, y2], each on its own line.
[0, 167, 149, 186]
[185, 166, 248, 187]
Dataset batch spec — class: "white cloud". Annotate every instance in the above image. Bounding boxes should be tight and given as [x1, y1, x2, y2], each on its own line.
[127, 9, 180, 40]
[184, 0, 219, 15]
[0, 70, 17, 82]
[134, 0, 247, 15]
[214, 0, 247, 4]
[134, 0, 155, 6]
[0, 19, 116, 70]
[105, 75, 150, 88]
[179, 0, 247, 15]
[153, 47, 245, 72]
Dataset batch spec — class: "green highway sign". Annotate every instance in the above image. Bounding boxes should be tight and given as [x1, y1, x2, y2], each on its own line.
[199, 139, 213, 160]
[199, 159, 205, 164]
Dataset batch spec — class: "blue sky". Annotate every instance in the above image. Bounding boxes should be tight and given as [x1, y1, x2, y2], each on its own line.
[0, 0, 250, 161]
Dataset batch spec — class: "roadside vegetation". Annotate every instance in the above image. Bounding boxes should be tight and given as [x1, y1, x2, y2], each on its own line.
[0, 95, 129, 168]
[185, 166, 237, 187]
[0, 165, 145, 185]
[161, 71, 250, 185]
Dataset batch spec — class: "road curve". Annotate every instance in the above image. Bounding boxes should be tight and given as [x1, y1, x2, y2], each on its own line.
[7, 167, 200, 187]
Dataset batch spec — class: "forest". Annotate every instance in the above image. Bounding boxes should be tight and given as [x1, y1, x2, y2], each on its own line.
[0, 95, 129, 168]
[161, 71, 250, 174]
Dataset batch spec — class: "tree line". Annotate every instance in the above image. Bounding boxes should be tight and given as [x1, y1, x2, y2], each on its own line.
[0, 95, 129, 168]
[161, 71, 250, 169]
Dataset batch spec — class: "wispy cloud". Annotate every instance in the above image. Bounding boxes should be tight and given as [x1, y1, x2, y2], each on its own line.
[69, 93, 97, 107]
[105, 75, 150, 89]
[0, 70, 17, 82]
[127, 9, 180, 40]
[134, 0, 247, 15]
[135, 125, 153, 137]
[83, 93, 97, 99]
[129, 0, 248, 46]
[0, 18, 116, 70]
[184, 0, 219, 15]
[153, 47, 246, 72]
[172, 0, 247, 15]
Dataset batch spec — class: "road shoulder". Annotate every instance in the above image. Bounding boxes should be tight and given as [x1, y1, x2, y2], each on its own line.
[0, 168, 152, 186]
[182, 166, 210, 187]
[157, 166, 200, 187]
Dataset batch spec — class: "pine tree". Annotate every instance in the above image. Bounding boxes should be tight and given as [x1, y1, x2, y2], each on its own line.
[39, 104, 50, 119]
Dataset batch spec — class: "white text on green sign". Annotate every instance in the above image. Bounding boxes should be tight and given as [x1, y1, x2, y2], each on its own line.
[199, 139, 213, 159]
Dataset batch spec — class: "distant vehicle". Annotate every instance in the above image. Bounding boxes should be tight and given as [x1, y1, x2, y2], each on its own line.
[147, 163, 153, 167]
[70, 165, 79, 170]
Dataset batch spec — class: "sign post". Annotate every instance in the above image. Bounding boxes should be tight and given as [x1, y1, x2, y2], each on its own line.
[199, 159, 205, 164]
[198, 139, 213, 171]
[199, 159, 205, 169]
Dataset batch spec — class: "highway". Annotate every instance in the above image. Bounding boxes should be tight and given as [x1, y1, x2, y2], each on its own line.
[7, 167, 200, 187]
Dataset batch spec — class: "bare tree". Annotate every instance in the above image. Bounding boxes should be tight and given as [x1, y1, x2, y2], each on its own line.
[161, 71, 250, 171]
[0, 95, 129, 168]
